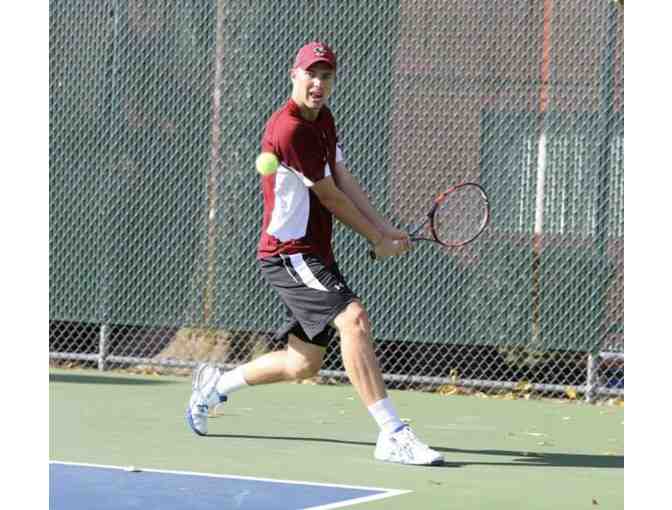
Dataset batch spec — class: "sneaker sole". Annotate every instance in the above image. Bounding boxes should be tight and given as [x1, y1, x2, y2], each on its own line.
[185, 408, 207, 437]
[374, 454, 445, 466]
[186, 363, 213, 437]
[186, 363, 227, 437]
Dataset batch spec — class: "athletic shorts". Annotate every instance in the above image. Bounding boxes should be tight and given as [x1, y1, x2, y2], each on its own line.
[259, 253, 359, 347]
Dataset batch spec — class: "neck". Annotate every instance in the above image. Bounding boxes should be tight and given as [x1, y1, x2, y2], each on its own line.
[291, 95, 320, 121]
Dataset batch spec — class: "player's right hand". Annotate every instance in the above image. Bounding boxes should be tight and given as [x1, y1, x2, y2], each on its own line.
[373, 236, 411, 258]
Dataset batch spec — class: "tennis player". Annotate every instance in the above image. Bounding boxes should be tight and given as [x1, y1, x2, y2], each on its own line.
[187, 42, 443, 466]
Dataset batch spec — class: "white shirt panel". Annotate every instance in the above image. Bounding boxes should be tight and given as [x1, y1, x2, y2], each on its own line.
[266, 166, 310, 241]
[336, 144, 344, 163]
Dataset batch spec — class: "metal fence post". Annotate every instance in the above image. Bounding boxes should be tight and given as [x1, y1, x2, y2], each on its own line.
[586, 353, 599, 403]
[98, 324, 109, 371]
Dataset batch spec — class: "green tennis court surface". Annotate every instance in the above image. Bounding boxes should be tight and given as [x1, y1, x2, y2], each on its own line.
[50, 369, 623, 509]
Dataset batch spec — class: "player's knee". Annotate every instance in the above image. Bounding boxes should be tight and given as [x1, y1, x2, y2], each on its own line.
[336, 301, 371, 338]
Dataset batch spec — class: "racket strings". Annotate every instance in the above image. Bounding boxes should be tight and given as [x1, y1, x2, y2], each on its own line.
[433, 186, 488, 246]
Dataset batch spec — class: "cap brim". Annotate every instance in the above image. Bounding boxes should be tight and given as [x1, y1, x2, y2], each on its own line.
[296, 58, 335, 70]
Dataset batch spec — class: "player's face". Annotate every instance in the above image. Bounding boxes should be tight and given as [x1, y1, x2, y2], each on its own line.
[291, 63, 335, 120]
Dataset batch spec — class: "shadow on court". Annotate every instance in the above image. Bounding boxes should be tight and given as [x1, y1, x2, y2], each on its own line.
[206, 433, 623, 469]
[49, 373, 178, 386]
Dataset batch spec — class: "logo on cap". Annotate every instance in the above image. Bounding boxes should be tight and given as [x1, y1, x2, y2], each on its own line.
[293, 42, 336, 70]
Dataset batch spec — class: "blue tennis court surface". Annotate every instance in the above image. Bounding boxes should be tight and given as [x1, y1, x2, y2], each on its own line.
[50, 462, 409, 510]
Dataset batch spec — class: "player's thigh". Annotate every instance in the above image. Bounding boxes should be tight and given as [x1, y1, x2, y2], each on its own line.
[286, 333, 325, 377]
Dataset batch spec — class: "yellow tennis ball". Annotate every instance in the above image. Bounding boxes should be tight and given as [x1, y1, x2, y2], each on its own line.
[256, 152, 279, 176]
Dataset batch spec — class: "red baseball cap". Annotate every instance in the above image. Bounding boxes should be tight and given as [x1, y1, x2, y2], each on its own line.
[292, 42, 337, 70]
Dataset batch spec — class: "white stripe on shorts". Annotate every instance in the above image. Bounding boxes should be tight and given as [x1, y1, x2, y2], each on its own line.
[288, 253, 329, 291]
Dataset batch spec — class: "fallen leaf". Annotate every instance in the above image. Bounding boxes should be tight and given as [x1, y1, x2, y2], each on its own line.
[436, 384, 458, 395]
[514, 380, 533, 392]
[565, 387, 578, 400]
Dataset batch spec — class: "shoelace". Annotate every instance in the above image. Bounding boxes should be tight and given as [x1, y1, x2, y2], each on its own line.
[394, 429, 434, 460]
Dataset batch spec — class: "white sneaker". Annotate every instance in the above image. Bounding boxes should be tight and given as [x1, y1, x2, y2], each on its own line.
[185, 363, 227, 436]
[374, 426, 444, 465]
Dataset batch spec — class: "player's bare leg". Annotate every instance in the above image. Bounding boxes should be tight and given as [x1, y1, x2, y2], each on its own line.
[334, 300, 443, 465]
[239, 335, 325, 385]
[186, 335, 323, 436]
[333, 301, 387, 406]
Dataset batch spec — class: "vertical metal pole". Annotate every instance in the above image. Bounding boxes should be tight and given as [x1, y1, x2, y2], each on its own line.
[586, 352, 599, 403]
[587, 5, 618, 388]
[204, 0, 225, 324]
[97, 2, 122, 371]
[98, 324, 109, 371]
[531, 0, 553, 350]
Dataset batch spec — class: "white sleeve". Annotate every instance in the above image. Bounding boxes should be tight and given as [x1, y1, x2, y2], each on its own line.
[335, 142, 344, 164]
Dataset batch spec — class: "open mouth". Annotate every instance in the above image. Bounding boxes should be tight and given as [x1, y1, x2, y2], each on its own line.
[309, 90, 324, 102]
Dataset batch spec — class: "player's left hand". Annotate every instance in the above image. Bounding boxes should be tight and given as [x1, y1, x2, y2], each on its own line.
[381, 226, 411, 251]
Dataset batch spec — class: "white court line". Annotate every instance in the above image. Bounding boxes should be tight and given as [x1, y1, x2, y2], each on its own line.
[300, 489, 411, 510]
[50, 460, 411, 510]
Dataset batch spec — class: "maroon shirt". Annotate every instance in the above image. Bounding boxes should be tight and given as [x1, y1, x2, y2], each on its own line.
[257, 99, 341, 266]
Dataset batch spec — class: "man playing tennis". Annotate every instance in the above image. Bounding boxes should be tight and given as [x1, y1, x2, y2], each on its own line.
[186, 42, 443, 466]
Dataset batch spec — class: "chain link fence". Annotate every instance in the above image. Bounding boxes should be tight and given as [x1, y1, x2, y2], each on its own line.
[50, 0, 624, 403]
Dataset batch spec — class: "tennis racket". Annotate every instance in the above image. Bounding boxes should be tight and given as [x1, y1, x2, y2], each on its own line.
[369, 182, 490, 260]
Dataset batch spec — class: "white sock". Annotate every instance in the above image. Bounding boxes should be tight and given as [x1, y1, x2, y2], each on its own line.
[215, 366, 249, 396]
[367, 397, 406, 435]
